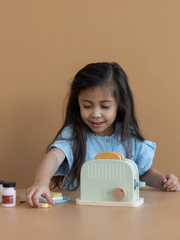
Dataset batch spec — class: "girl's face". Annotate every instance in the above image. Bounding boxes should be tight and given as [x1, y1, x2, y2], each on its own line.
[78, 86, 118, 136]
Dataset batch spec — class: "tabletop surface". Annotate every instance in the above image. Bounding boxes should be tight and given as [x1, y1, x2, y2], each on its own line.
[1, 188, 180, 240]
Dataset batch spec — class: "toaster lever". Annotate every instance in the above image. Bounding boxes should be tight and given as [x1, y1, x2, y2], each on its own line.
[134, 182, 146, 187]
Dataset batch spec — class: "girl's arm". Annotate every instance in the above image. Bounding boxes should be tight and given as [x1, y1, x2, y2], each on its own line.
[139, 167, 180, 191]
[26, 148, 66, 208]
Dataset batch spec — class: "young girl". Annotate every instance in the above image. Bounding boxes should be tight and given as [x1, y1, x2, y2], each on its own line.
[26, 62, 180, 208]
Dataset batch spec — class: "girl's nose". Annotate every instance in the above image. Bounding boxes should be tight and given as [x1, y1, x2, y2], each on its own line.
[91, 108, 101, 118]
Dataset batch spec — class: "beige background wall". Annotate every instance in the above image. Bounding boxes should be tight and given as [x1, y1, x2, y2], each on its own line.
[1, 0, 180, 189]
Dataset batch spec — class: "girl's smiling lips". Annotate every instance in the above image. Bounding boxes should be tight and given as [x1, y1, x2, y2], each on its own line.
[91, 121, 104, 127]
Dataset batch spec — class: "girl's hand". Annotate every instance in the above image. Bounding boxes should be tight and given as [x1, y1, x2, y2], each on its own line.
[26, 183, 55, 208]
[162, 174, 180, 192]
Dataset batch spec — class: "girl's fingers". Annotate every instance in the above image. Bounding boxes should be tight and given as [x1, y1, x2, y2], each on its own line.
[26, 188, 54, 208]
[164, 176, 179, 192]
[32, 192, 41, 208]
[165, 181, 175, 190]
[44, 193, 55, 206]
[164, 178, 173, 186]
[26, 190, 37, 207]
[167, 185, 179, 192]
[26, 188, 42, 208]
[162, 177, 167, 184]
[164, 175, 177, 187]
[162, 174, 180, 192]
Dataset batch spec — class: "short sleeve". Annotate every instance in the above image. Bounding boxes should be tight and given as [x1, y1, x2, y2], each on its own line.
[49, 125, 74, 176]
[134, 140, 156, 176]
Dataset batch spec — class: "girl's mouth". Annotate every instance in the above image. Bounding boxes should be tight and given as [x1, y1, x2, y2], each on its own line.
[91, 122, 104, 127]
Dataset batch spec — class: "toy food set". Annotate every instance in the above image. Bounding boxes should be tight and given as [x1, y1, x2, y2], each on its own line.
[20, 192, 71, 207]
[39, 192, 63, 208]
[76, 151, 146, 207]
[39, 192, 63, 203]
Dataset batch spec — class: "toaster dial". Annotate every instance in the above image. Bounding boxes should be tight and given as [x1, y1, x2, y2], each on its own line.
[112, 187, 127, 201]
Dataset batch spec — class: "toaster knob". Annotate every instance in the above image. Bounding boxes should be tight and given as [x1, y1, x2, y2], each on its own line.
[112, 187, 126, 201]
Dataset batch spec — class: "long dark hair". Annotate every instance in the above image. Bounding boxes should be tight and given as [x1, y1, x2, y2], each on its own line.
[48, 62, 144, 190]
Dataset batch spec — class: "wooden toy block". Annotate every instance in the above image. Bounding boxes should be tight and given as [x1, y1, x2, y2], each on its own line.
[50, 192, 62, 198]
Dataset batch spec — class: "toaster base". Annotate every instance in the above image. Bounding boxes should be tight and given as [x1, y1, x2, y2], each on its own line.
[76, 197, 144, 207]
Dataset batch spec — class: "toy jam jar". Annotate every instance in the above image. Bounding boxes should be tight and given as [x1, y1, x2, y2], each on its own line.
[2, 182, 16, 207]
[0, 180, 4, 203]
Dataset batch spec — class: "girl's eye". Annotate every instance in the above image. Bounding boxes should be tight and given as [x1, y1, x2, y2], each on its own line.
[102, 106, 110, 109]
[83, 106, 91, 109]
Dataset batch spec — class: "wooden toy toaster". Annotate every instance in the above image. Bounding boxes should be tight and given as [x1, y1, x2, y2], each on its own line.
[76, 151, 146, 207]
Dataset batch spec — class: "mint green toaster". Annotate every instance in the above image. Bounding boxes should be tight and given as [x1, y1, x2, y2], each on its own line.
[76, 151, 146, 207]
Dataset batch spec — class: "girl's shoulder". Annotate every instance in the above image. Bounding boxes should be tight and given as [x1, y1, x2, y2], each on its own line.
[115, 121, 156, 149]
[133, 138, 156, 151]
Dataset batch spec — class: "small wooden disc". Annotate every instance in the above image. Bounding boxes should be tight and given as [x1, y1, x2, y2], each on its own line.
[112, 187, 126, 201]
[39, 202, 52, 208]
